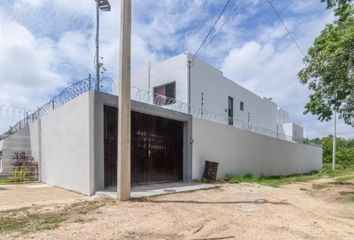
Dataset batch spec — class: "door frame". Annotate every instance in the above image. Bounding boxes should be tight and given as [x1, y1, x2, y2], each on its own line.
[93, 92, 192, 192]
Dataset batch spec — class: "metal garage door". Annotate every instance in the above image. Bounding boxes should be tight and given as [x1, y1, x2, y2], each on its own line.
[104, 106, 183, 187]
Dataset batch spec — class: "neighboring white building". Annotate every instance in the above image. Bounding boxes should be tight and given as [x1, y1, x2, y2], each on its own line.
[132, 53, 303, 142]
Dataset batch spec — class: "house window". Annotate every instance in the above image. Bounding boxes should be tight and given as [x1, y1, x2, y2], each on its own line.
[228, 96, 234, 125]
[153, 82, 176, 106]
[240, 101, 244, 111]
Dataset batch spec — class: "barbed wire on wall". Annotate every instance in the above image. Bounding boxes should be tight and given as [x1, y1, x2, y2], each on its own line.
[131, 87, 300, 142]
[1, 79, 304, 144]
[0, 105, 33, 119]
[0, 75, 120, 140]
[0, 77, 95, 139]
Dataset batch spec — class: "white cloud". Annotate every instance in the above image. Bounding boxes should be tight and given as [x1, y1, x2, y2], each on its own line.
[289, 0, 325, 13]
[0, 16, 67, 104]
[0, 13, 69, 131]
[0, 0, 352, 138]
[220, 9, 353, 138]
[222, 42, 274, 82]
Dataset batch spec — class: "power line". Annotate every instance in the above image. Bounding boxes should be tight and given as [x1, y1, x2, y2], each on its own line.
[204, 0, 245, 49]
[267, 0, 306, 57]
[192, 0, 233, 61]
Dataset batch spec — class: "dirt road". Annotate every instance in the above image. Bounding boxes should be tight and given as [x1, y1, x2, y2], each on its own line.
[2, 180, 354, 240]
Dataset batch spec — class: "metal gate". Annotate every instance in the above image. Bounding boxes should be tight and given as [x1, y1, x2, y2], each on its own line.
[131, 111, 183, 185]
[104, 106, 118, 188]
[104, 106, 184, 187]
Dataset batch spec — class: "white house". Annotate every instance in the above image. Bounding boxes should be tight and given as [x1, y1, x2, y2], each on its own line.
[0, 53, 322, 195]
[132, 53, 303, 142]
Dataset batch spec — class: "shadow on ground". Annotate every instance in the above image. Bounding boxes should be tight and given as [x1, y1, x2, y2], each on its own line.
[139, 199, 289, 205]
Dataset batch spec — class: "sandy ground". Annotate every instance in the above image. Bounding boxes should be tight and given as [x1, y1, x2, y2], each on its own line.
[0, 183, 87, 211]
[2, 180, 354, 240]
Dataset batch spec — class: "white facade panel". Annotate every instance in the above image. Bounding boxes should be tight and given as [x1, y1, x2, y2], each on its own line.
[131, 53, 302, 140]
[192, 117, 322, 179]
[40, 92, 93, 195]
[132, 54, 189, 104]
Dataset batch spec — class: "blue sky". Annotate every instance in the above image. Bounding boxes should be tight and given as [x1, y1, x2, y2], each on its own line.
[0, 0, 353, 138]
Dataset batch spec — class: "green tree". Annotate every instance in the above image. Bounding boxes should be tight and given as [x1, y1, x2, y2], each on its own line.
[323, 0, 354, 21]
[311, 136, 354, 166]
[298, 0, 354, 126]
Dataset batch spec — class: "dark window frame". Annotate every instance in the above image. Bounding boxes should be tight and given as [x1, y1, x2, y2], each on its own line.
[228, 96, 234, 125]
[153, 82, 176, 106]
[240, 101, 244, 111]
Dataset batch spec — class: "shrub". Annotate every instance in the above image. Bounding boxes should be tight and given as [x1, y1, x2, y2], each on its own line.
[310, 136, 354, 166]
[8, 167, 30, 182]
[9, 152, 38, 182]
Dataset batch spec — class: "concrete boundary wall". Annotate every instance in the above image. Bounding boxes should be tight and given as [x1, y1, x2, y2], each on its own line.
[192, 117, 322, 179]
[0, 122, 40, 175]
[3, 91, 322, 195]
[40, 92, 93, 195]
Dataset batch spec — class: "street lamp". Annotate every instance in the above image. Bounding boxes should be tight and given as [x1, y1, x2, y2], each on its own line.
[95, 0, 111, 91]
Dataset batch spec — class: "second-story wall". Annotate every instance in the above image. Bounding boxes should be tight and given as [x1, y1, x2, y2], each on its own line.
[188, 54, 289, 133]
[131, 53, 297, 137]
[132, 54, 189, 104]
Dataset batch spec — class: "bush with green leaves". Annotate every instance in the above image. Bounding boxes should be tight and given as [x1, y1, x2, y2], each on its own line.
[298, 0, 354, 126]
[310, 136, 354, 166]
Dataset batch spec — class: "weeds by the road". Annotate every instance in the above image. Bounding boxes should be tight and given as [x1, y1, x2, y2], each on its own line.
[333, 175, 354, 184]
[345, 194, 354, 202]
[0, 200, 105, 235]
[0, 179, 10, 184]
[227, 164, 354, 187]
[0, 179, 37, 185]
[312, 183, 328, 190]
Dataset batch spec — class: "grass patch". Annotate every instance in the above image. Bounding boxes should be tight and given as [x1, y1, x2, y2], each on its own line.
[71, 201, 101, 214]
[227, 173, 320, 187]
[226, 163, 354, 187]
[0, 178, 11, 185]
[312, 183, 328, 190]
[0, 200, 105, 234]
[0, 178, 37, 185]
[333, 175, 354, 184]
[344, 194, 354, 203]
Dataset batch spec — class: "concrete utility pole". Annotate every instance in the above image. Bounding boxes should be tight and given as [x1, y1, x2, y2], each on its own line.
[117, 0, 131, 200]
[332, 111, 336, 170]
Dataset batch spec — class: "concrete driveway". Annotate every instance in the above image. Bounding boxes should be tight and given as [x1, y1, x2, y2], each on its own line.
[0, 183, 86, 211]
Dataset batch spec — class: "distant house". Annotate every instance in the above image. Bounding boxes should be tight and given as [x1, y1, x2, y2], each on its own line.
[0, 53, 322, 195]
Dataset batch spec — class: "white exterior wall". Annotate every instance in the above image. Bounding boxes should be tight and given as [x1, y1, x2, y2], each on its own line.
[281, 122, 304, 143]
[40, 92, 94, 195]
[192, 117, 322, 179]
[277, 109, 290, 124]
[131, 53, 297, 137]
[293, 123, 304, 142]
[189, 54, 290, 132]
[132, 54, 189, 104]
